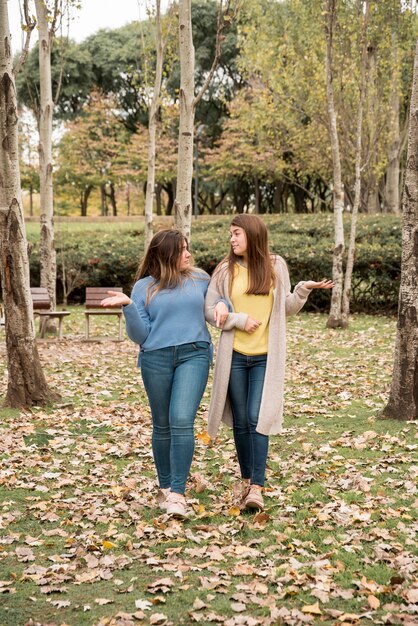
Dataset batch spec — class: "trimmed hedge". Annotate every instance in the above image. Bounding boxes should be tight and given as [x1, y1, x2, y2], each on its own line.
[25, 214, 401, 313]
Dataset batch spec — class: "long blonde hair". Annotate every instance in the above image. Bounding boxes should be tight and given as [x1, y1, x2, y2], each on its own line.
[135, 229, 191, 301]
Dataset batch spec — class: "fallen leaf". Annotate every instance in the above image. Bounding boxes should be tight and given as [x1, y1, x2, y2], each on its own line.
[302, 601, 322, 615]
[367, 594, 380, 609]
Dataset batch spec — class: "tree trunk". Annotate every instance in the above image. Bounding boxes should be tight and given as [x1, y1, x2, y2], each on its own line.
[385, 38, 401, 215]
[273, 181, 284, 213]
[35, 0, 57, 310]
[341, 0, 369, 328]
[126, 182, 131, 216]
[0, 0, 57, 408]
[382, 39, 418, 422]
[325, 0, 345, 329]
[80, 184, 93, 217]
[155, 182, 162, 216]
[164, 181, 175, 215]
[109, 183, 117, 216]
[174, 0, 195, 240]
[254, 175, 260, 214]
[100, 184, 107, 216]
[29, 183, 33, 216]
[144, 0, 164, 249]
[174, 0, 227, 239]
[364, 43, 380, 214]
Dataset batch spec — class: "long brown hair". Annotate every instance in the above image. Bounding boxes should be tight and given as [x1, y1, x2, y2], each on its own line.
[135, 229, 191, 301]
[225, 215, 275, 295]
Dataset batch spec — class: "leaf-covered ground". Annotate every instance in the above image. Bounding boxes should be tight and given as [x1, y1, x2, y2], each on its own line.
[0, 311, 417, 626]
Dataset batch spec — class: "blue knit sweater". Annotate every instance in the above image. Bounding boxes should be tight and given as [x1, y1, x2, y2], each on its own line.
[123, 270, 212, 361]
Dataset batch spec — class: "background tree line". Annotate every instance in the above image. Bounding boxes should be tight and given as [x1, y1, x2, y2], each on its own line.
[16, 0, 418, 218]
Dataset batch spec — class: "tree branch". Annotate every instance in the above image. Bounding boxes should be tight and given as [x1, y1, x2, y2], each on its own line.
[14, 0, 36, 76]
[194, 1, 240, 108]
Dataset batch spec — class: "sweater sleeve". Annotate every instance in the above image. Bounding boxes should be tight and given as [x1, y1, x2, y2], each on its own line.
[122, 282, 151, 345]
[276, 257, 312, 317]
[205, 270, 248, 331]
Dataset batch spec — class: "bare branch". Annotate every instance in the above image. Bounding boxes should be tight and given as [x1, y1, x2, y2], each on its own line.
[50, 0, 63, 37]
[14, 0, 36, 76]
[194, 1, 240, 107]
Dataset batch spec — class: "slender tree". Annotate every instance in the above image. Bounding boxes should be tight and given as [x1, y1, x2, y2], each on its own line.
[0, 0, 57, 408]
[382, 39, 418, 421]
[174, 0, 236, 239]
[324, 0, 345, 328]
[341, 0, 369, 327]
[34, 0, 60, 310]
[385, 35, 401, 215]
[144, 0, 165, 249]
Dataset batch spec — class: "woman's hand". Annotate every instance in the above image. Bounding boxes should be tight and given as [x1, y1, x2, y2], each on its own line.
[244, 316, 262, 334]
[304, 279, 334, 290]
[214, 301, 229, 328]
[101, 291, 132, 308]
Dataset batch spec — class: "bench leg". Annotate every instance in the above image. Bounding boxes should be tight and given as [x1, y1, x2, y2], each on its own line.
[58, 317, 64, 340]
[40, 316, 48, 338]
[85, 315, 89, 340]
[118, 314, 123, 341]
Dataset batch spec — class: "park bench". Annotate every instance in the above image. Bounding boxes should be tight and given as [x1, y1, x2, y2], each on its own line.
[31, 287, 71, 340]
[84, 287, 124, 341]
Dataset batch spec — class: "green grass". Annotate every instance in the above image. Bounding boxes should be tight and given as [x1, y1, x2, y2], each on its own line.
[0, 312, 416, 625]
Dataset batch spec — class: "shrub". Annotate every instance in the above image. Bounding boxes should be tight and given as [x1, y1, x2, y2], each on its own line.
[23, 215, 401, 313]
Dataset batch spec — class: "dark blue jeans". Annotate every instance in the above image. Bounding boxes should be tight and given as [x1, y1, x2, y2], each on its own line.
[228, 351, 269, 487]
[141, 342, 210, 494]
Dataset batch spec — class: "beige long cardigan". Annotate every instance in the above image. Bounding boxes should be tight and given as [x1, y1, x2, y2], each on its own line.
[204, 256, 312, 437]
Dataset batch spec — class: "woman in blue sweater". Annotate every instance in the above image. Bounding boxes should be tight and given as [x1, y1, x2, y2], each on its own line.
[101, 230, 212, 518]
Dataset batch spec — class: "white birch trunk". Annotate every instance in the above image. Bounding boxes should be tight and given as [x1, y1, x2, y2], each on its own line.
[173, 0, 228, 240]
[144, 0, 164, 250]
[174, 0, 195, 240]
[35, 0, 57, 309]
[382, 39, 418, 421]
[385, 40, 401, 214]
[325, 0, 345, 329]
[341, 0, 369, 328]
[0, 0, 56, 407]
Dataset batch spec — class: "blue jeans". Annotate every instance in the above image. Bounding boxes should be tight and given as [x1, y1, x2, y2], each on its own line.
[141, 342, 210, 495]
[228, 351, 269, 487]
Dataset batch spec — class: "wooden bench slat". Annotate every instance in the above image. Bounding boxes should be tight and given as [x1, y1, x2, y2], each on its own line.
[84, 287, 124, 341]
[31, 287, 51, 310]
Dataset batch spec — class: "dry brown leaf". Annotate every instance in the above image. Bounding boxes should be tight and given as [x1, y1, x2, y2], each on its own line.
[367, 594, 380, 609]
[231, 602, 246, 612]
[149, 613, 168, 625]
[302, 601, 322, 614]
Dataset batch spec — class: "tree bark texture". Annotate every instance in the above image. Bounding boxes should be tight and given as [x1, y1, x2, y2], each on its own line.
[324, 0, 345, 328]
[144, 0, 164, 250]
[35, 0, 57, 310]
[382, 39, 418, 421]
[0, 0, 56, 408]
[385, 38, 401, 214]
[174, 0, 195, 240]
[342, 0, 369, 328]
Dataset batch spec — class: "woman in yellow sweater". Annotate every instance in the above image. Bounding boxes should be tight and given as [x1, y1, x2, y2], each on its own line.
[205, 215, 333, 511]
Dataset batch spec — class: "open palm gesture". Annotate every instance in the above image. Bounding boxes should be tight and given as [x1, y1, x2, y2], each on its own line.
[101, 291, 132, 308]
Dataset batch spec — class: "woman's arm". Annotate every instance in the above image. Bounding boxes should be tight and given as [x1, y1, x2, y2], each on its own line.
[101, 284, 151, 346]
[276, 258, 334, 317]
[205, 273, 248, 331]
[275, 258, 313, 317]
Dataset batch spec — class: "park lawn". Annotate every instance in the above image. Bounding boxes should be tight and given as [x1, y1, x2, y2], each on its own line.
[0, 312, 417, 626]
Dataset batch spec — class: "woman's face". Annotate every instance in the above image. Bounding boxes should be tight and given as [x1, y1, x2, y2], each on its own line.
[178, 240, 191, 271]
[230, 225, 247, 257]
